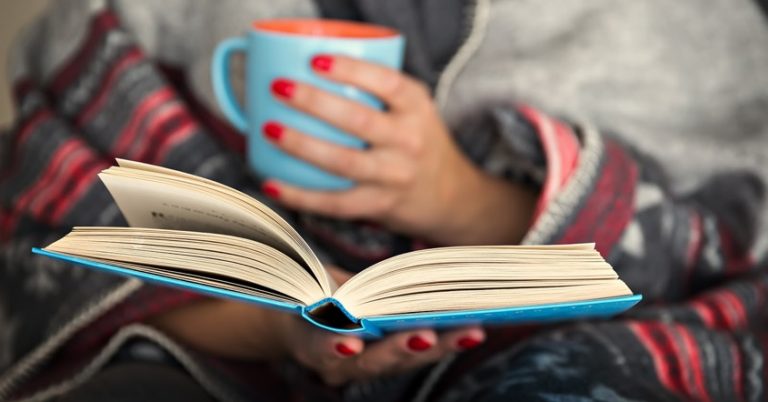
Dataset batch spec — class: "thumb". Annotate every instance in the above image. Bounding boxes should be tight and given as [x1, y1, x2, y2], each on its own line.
[314, 329, 365, 361]
[284, 316, 365, 366]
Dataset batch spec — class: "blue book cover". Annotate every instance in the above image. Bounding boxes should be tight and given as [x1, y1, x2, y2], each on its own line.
[32, 248, 642, 337]
[32, 160, 642, 337]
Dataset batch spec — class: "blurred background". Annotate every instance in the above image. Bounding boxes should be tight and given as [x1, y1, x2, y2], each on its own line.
[0, 0, 48, 127]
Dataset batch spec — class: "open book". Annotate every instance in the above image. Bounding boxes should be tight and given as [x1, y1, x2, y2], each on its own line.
[34, 160, 641, 336]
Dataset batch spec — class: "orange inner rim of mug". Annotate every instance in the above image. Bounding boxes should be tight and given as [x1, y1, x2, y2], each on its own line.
[253, 19, 397, 38]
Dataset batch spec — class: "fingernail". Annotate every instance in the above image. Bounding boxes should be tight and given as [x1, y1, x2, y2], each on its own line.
[311, 55, 334, 72]
[262, 121, 283, 142]
[271, 78, 295, 99]
[262, 181, 280, 199]
[457, 337, 482, 350]
[407, 336, 432, 352]
[335, 343, 357, 357]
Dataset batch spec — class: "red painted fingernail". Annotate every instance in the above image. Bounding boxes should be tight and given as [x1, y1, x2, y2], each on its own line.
[407, 336, 433, 352]
[335, 343, 357, 357]
[271, 78, 295, 99]
[457, 337, 482, 350]
[262, 121, 283, 142]
[262, 181, 280, 199]
[311, 55, 334, 72]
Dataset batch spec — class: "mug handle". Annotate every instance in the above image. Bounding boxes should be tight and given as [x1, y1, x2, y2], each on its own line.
[211, 37, 248, 132]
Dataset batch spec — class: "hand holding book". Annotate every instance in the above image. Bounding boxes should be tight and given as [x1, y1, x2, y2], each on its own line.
[149, 265, 484, 386]
[280, 308, 485, 386]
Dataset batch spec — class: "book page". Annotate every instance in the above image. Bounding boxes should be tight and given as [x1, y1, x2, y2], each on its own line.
[333, 244, 633, 318]
[100, 173, 282, 248]
[99, 161, 333, 294]
[45, 227, 327, 305]
[345, 281, 632, 317]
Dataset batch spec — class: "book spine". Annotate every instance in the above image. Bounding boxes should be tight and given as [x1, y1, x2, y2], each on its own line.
[302, 298, 382, 337]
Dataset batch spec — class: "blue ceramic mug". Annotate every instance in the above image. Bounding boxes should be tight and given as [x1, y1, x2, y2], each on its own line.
[212, 19, 404, 190]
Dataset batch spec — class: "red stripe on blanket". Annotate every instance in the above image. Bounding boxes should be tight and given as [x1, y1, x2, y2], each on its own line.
[654, 324, 692, 399]
[4, 139, 96, 234]
[706, 291, 741, 330]
[628, 322, 678, 394]
[128, 103, 186, 160]
[517, 105, 580, 221]
[50, 11, 120, 95]
[692, 289, 748, 331]
[29, 151, 105, 227]
[131, 107, 197, 163]
[720, 290, 748, 329]
[76, 48, 143, 126]
[689, 299, 717, 328]
[111, 88, 175, 156]
[729, 334, 746, 402]
[150, 119, 199, 164]
[698, 296, 730, 329]
[676, 324, 712, 402]
[15, 109, 51, 149]
[14, 139, 82, 215]
[49, 159, 109, 223]
[27, 147, 91, 216]
[556, 140, 638, 257]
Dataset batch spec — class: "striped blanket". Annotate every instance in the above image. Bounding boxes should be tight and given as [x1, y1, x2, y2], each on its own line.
[1, 0, 767, 401]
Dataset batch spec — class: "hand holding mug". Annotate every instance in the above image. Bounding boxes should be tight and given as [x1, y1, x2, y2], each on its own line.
[262, 56, 537, 246]
[212, 19, 535, 245]
[213, 19, 404, 190]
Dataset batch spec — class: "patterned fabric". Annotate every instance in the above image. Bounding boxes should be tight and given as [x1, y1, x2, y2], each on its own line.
[422, 108, 768, 402]
[438, 320, 768, 402]
[1, 1, 767, 401]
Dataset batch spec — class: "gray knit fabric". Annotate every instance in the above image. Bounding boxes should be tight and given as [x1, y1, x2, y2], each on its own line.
[8, 0, 320, 126]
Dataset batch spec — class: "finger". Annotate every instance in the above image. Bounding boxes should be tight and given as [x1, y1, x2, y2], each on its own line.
[262, 122, 414, 185]
[261, 180, 393, 220]
[325, 334, 366, 361]
[435, 326, 486, 352]
[271, 77, 393, 145]
[310, 54, 429, 112]
[262, 121, 377, 182]
[377, 327, 486, 376]
[295, 327, 366, 387]
[304, 328, 365, 365]
[341, 329, 441, 381]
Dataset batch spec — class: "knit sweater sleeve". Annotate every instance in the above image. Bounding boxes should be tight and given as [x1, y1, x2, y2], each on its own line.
[458, 104, 765, 303]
